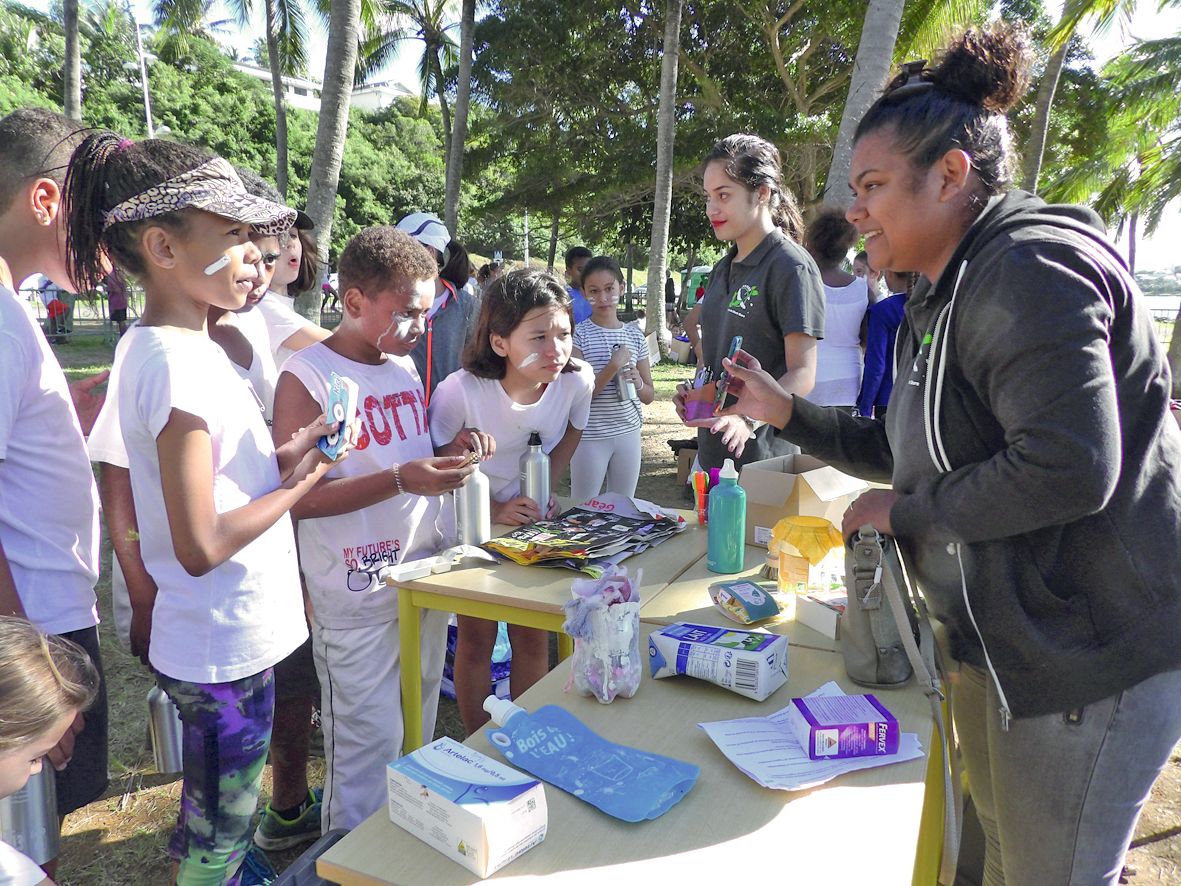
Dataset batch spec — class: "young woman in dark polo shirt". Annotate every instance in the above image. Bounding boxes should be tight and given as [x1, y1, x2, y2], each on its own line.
[674, 134, 825, 471]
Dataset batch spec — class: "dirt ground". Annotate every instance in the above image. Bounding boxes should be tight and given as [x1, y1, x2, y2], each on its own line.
[45, 348, 1181, 884]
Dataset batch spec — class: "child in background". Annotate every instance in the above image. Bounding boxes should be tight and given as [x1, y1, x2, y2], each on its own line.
[272, 226, 476, 831]
[255, 222, 329, 369]
[430, 269, 594, 733]
[65, 133, 342, 886]
[0, 617, 99, 886]
[570, 256, 654, 501]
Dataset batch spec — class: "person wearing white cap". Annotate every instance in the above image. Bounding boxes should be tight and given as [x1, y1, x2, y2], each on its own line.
[395, 212, 479, 405]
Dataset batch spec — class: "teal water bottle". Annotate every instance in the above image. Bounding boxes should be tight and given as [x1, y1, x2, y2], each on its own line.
[707, 458, 746, 573]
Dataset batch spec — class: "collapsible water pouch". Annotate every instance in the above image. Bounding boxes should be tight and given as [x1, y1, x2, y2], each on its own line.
[561, 568, 642, 703]
[483, 698, 698, 822]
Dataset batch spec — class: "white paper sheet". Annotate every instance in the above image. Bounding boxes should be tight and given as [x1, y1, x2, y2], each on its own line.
[698, 681, 925, 791]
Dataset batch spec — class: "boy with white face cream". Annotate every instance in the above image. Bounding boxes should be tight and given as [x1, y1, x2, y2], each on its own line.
[271, 225, 478, 831]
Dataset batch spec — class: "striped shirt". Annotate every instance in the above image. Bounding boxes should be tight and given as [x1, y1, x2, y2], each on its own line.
[573, 319, 650, 440]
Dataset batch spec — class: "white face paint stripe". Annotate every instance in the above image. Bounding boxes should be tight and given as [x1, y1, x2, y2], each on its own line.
[376, 312, 414, 352]
[518, 351, 541, 368]
[203, 254, 231, 276]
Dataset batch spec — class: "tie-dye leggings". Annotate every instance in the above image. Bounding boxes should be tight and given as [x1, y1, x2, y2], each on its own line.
[156, 669, 275, 886]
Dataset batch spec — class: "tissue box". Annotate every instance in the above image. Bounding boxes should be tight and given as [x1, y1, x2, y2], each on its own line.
[387, 738, 547, 878]
[648, 622, 788, 701]
[786, 694, 899, 760]
[738, 454, 867, 547]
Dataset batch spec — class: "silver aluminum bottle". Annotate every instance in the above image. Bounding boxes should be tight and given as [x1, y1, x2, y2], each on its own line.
[520, 432, 551, 516]
[0, 759, 59, 864]
[455, 462, 491, 545]
[613, 343, 638, 401]
[148, 684, 185, 775]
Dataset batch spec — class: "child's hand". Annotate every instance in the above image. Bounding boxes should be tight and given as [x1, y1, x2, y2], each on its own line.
[46, 711, 85, 771]
[673, 382, 690, 422]
[609, 344, 633, 370]
[399, 455, 476, 495]
[545, 494, 560, 519]
[492, 495, 544, 525]
[449, 427, 496, 461]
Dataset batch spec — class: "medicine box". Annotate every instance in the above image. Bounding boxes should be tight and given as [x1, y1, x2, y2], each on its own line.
[648, 622, 788, 701]
[794, 589, 846, 640]
[738, 454, 867, 548]
[786, 693, 899, 760]
[386, 737, 547, 878]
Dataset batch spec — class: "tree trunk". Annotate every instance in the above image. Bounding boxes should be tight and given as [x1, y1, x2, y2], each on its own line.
[1127, 210, 1138, 276]
[444, 0, 475, 235]
[1022, 38, 1070, 194]
[63, 0, 81, 121]
[547, 211, 560, 272]
[647, 0, 683, 352]
[264, 0, 290, 198]
[430, 47, 452, 173]
[823, 0, 905, 209]
[300, 0, 360, 322]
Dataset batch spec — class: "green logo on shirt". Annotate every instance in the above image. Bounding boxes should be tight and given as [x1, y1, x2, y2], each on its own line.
[729, 284, 759, 313]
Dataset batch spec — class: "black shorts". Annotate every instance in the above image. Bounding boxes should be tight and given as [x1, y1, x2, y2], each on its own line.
[109, 308, 127, 322]
[273, 635, 320, 703]
[54, 626, 109, 816]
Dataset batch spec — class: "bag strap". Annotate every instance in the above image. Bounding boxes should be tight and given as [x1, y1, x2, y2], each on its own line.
[857, 526, 963, 885]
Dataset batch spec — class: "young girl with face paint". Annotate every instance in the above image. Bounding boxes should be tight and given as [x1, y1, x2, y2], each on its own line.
[64, 133, 345, 886]
[0, 617, 98, 886]
[254, 223, 329, 370]
[569, 256, 654, 501]
[271, 225, 478, 831]
[429, 268, 594, 733]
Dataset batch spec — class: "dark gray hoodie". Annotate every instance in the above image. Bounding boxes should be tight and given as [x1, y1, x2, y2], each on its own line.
[781, 190, 1181, 719]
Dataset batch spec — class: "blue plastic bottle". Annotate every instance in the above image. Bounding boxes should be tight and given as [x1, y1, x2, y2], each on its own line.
[707, 458, 746, 573]
[482, 697, 699, 822]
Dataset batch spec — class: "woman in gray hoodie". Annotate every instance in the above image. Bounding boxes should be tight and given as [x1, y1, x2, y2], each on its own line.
[719, 24, 1181, 886]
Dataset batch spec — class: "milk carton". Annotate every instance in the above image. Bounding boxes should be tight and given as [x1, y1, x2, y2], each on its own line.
[786, 693, 899, 760]
[386, 737, 547, 878]
[648, 622, 788, 701]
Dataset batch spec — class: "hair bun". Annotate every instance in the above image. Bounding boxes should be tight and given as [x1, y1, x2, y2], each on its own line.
[931, 23, 1033, 113]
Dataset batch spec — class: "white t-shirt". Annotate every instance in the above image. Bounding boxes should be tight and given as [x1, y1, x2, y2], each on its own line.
[282, 344, 443, 628]
[812, 276, 869, 407]
[428, 364, 594, 502]
[223, 308, 279, 424]
[573, 319, 649, 440]
[0, 284, 99, 634]
[255, 291, 318, 371]
[0, 839, 45, 886]
[117, 326, 306, 683]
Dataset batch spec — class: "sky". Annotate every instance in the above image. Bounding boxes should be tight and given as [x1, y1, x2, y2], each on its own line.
[22, 0, 1181, 271]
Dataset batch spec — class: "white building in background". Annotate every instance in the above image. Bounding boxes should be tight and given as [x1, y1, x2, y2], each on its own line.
[232, 62, 414, 114]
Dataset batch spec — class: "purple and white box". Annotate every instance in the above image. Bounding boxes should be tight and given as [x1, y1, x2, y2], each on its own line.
[786, 693, 899, 760]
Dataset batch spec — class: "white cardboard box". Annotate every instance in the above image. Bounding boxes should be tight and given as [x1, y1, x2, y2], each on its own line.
[387, 737, 547, 878]
[738, 454, 868, 548]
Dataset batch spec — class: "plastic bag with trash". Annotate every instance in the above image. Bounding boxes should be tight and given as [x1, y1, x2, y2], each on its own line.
[561, 567, 641, 703]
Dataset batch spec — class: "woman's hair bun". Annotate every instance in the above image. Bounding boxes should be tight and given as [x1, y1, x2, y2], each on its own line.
[931, 23, 1033, 113]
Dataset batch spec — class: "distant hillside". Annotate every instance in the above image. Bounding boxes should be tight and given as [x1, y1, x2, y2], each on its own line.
[1136, 270, 1181, 297]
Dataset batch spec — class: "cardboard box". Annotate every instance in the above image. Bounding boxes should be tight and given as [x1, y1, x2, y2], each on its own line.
[786, 694, 899, 760]
[669, 338, 692, 364]
[387, 738, 547, 878]
[675, 445, 698, 486]
[738, 454, 868, 548]
[775, 545, 845, 595]
[795, 589, 846, 640]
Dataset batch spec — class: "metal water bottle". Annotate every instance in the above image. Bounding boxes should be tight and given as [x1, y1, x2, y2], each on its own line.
[520, 432, 551, 516]
[612, 344, 637, 402]
[147, 684, 185, 775]
[0, 760, 59, 864]
[455, 462, 491, 545]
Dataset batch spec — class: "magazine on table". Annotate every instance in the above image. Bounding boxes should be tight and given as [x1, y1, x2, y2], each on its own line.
[483, 493, 686, 577]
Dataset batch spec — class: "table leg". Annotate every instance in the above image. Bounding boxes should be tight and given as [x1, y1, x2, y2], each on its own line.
[399, 587, 424, 756]
[557, 632, 573, 661]
[912, 698, 951, 885]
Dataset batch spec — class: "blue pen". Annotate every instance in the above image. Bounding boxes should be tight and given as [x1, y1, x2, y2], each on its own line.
[712, 335, 743, 415]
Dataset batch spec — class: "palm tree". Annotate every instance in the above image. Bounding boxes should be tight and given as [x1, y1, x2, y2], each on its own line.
[300, 0, 361, 319]
[362, 0, 459, 167]
[647, 0, 683, 353]
[151, 0, 232, 60]
[443, 0, 474, 235]
[63, 0, 81, 120]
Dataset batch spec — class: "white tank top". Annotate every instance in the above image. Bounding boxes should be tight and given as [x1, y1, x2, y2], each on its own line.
[812, 276, 869, 407]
